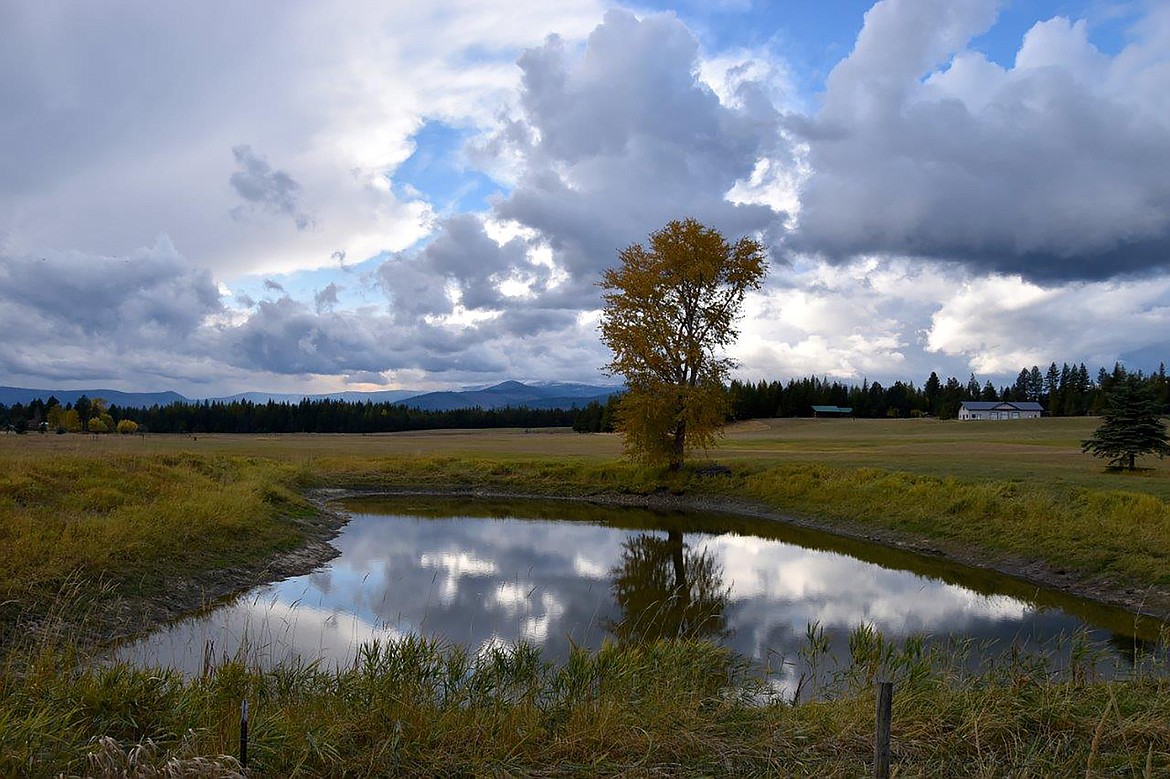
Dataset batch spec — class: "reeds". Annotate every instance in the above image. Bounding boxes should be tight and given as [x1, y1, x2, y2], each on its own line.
[4, 619, 1170, 777]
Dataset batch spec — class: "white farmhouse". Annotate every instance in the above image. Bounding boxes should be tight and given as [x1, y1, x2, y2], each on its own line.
[957, 401, 1045, 420]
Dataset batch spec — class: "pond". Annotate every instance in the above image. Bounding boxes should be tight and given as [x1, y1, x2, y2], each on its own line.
[119, 496, 1166, 690]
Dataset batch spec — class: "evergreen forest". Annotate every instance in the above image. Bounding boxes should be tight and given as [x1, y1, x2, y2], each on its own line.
[3, 361, 1168, 435]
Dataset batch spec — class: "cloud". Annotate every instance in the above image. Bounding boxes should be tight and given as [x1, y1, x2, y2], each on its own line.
[376, 255, 454, 322]
[925, 274, 1170, 374]
[0, 236, 225, 387]
[345, 371, 388, 386]
[493, 10, 786, 281]
[379, 8, 791, 333]
[383, 213, 564, 317]
[791, 0, 1170, 280]
[6, 1, 1170, 396]
[0, 1, 602, 279]
[731, 256, 955, 382]
[0, 235, 220, 341]
[229, 145, 313, 230]
[212, 294, 605, 382]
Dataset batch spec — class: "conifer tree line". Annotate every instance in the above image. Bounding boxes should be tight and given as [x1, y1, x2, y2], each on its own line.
[0, 396, 576, 434]
[569, 361, 1170, 433]
[726, 361, 1170, 421]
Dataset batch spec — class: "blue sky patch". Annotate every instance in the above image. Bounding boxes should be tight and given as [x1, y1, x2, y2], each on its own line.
[641, 1, 1132, 96]
[391, 119, 506, 215]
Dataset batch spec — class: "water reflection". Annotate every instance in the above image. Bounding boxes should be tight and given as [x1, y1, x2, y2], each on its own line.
[608, 531, 729, 643]
[118, 496, 1165, 687]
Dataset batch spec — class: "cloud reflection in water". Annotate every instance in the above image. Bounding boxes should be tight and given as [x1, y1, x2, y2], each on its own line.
[119, 499, 1146, 683]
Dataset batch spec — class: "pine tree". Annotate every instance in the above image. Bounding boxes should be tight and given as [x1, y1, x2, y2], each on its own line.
[924, 371, 942, 416]
[1082, 378, 1170, 470]
[1028, 366, 1044, 401]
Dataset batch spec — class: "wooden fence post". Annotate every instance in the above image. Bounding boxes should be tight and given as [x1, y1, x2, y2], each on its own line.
[240, 698, 249, 769]
[874, 680, 892, 779]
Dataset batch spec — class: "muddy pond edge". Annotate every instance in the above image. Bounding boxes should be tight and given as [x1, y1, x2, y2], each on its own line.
[301, 485, 1170, 623]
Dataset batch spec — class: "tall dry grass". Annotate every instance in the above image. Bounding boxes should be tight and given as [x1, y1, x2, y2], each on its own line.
[3, 623, 1169, 776]
[0, 453, 306, 649]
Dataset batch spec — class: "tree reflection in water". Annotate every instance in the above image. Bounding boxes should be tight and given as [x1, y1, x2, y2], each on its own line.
[607, 530, 730, 643]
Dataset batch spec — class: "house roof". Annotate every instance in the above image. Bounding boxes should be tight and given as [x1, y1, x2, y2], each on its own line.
[960, 401, 1044, 412]
[811, 405, 853, 413]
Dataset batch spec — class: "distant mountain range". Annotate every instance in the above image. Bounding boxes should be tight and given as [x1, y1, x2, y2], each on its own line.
[0, 387, 189, 408]
[401, 380, 615, 411]
[212, 389, 421, 405]
[0, 381, 620, 412]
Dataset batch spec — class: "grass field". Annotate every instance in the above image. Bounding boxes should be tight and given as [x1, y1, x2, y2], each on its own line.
[3, 415, 1149, 490]
[5, 417, 1170, 775]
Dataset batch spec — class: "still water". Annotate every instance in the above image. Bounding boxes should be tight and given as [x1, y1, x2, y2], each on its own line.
[121, 496, 1164, 687]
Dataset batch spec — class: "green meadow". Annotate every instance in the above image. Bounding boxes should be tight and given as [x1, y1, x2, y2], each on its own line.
[4, 417, 1170, 775]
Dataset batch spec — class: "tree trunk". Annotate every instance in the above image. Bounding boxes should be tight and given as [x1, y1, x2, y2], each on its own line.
[668, 530, 688, 636]
[1129, 452, 1136, 470]
[668, 530, 687, 596]
[669, 420, 686, 471]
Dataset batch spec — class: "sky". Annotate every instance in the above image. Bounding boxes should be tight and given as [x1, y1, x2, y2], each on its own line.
[3, 0, 1170, 396]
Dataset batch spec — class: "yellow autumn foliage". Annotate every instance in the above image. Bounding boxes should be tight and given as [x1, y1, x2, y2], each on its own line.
[600, 218, 766, 469]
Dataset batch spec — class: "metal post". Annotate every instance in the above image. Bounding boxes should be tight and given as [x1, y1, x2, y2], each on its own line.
[874, 680, 892, 779]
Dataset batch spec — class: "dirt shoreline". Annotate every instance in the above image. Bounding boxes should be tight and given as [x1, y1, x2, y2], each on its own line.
[19, 496, 353, 655]
[310, 485, 1170, 622]
[69, 483, 1169, 653]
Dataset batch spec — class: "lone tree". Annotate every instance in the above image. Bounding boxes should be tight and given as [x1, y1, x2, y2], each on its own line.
[599, 218, 766, 470]
[1082, 377, 1170, 470]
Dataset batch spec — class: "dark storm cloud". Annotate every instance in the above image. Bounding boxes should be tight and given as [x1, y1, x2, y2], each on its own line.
[229, 145, 314, 230]
[494, 9, 784, 280]
[0, 236, 221, 341]
[0, 236, 227, 386]
[790, 1, 1170, 281]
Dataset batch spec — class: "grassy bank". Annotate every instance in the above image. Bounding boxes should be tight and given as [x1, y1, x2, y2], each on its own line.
[0, 453, 310, 649]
